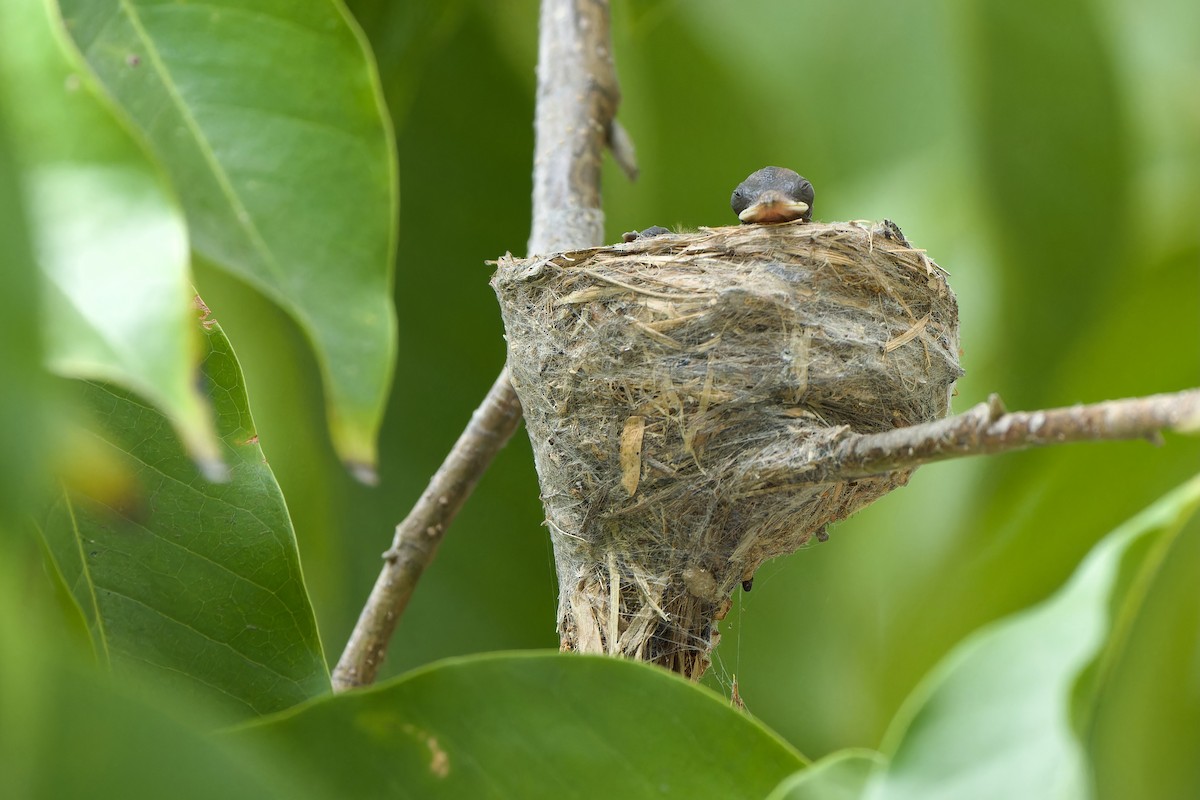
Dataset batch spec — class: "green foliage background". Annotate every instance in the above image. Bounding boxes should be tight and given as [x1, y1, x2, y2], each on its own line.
[2, 0, 1198, 794]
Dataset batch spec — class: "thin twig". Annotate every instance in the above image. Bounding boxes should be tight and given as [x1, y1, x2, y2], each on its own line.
[332, 370, 523, 690]
[333, 0, 625, 691]
[763, 388, 1200, 487]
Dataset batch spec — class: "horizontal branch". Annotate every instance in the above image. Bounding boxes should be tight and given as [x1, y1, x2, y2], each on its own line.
[805, 388, 1200, 483]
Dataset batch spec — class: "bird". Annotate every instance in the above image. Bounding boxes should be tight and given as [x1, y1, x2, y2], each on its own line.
[621, 225, 671, 242]
[731, 166, 814, 224]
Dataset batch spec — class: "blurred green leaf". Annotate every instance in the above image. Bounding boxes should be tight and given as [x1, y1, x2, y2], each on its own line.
[1087, 488, 1200, 798]
[37, 319, 330, 722]
[0, 543, 322, 800]
[680, 2, 957, 204]
[769, 751, 884, 800]
[863, 475, 1200, 800]
[963, 0, 1131, 401]
[344, 0, 467, 125]
[56, 0, 399, 474]
[233, 652, 805, 798]
[0, 0, 220, 473]
[0, 653, 313, 800]
[0, 91, 48, 527]
[1103, 0, 1200, 251]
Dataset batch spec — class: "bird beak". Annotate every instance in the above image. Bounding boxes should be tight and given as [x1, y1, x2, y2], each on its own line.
[738, 191, 810, 224]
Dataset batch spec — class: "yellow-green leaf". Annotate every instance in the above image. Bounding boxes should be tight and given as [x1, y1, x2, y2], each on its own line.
[0, 0, 221, 474]
[866, 476, 1200, 800]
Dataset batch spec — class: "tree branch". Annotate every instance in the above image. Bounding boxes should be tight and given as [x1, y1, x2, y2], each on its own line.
[763, 388, 1200, 487]
[333, 0, 623, 691]
[332, 370, 523, 690]
[527, 0, 623, 255]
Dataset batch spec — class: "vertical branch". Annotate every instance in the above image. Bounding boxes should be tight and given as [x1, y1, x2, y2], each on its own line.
[528, 0, 622, 255]
[333, 0, 625, 691]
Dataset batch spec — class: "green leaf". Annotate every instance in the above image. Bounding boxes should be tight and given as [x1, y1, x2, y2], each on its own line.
[0, 91, 49, 526]
[0, 0, 221, 474]
[56, 0, 399, 474]
[0, 649, 313, 799]
[865, 475, 1200, 800]
[233, 652, 805, 798]
[37, 318, 330, 722]
[1086, 489, 1200, 798]
[0, 543, 323, 800]
[769, 751, 884, 800]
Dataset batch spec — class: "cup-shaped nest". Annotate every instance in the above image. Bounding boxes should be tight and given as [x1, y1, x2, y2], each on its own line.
[493, 220, 962, 678]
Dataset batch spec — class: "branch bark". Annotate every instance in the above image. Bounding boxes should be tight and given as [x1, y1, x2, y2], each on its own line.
[332, 370, 523, 690]
[760, 389, 1200, 487]
[333, 0, 623, 691]
[527, 0, 623, 255]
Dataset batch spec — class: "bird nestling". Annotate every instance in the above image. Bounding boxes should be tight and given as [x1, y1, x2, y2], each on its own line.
[731, 166, 814, 224]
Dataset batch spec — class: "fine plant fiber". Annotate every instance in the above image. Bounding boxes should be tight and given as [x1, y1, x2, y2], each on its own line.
[493, 220, 962, 678]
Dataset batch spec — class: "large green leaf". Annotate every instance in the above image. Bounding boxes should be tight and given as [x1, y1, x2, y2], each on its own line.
[0, 543, 324, 800]
[0, 0, 220, 474]
[233, 652, 805, 798]
[56, 0, 398, 474]
[38, 318, 330, 721]
[861, 475, 1200, 800]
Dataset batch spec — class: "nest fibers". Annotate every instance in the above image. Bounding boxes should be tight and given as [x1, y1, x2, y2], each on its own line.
[493, 220, 962, 679]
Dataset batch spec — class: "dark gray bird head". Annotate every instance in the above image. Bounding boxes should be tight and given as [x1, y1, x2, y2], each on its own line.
[731, 166, 814, 224]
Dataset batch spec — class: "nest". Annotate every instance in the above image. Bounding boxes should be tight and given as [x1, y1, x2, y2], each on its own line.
[492, 220, 962, 678]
